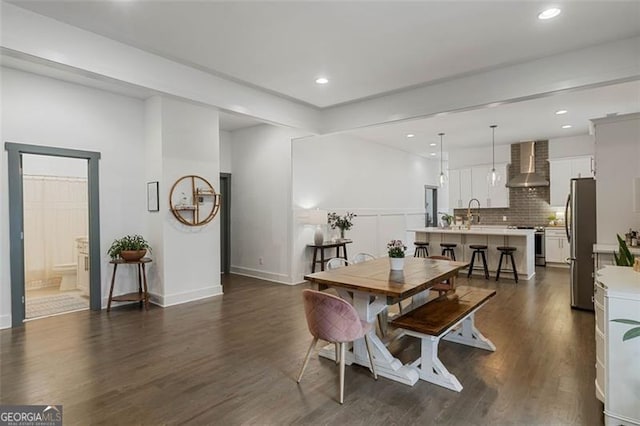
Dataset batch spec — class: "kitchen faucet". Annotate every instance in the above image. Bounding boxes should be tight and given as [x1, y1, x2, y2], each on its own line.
[467, 198, 481, 228]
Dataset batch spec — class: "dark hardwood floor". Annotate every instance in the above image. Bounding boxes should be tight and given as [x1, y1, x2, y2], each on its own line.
[0, 267, 603, 425]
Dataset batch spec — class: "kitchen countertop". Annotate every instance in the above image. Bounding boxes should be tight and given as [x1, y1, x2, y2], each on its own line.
[593, 243, 640, 255]
[409, 227, 535, 237]
[596, 266, 640, 300]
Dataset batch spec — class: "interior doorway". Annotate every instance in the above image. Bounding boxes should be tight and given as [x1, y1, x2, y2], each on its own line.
[6, 143, 101, 327]
[220, 173, 231, 274]
[425, 185, 438, 227]
[22, 154, 90, 319]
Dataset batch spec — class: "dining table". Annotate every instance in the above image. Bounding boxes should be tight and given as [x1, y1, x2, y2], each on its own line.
[304, 256, 469, 386]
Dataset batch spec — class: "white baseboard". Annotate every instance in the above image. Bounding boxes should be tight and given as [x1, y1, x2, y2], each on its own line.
[0, 314, 11, 329]
[151, 285, 223, 307]
[101, 285, 223, 310]
[230, 265, 296, 285]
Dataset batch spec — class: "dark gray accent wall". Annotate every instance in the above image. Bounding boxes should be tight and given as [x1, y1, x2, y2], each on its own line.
[454, 140, 556, 227]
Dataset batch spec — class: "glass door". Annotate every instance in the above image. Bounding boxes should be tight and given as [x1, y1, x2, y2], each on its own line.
[424, 186, 438, 227]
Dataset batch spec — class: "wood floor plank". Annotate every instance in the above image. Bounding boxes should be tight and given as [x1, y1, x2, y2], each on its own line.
[1, 268, 603, 425]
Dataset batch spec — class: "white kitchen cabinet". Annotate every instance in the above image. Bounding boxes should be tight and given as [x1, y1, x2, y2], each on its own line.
[448, 169, 462, 209]
[459, 168, 472, 208]
[471, 165, 489, 205]
[594, 267, 640, 426]
[549, 156, 594, 206]
[487, 163, 509, 208]
[545, 228, 569, 265]
[448, 167, 472, 210]
[450, 164, 509, 210]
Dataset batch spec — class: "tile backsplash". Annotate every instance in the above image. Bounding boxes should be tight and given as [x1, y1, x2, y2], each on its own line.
[453, 140, 557, 227]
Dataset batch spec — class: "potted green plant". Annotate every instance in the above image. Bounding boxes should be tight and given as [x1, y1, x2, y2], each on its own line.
[327, 211, 356, 240]
[387, 239, 407, 270]
[107, 234, 151, 261]
[614, 234, 635, 267]
[440, 213, 453, 228]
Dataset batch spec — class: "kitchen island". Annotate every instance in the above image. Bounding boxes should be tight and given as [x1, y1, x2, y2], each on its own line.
[408, 227, 536, 280]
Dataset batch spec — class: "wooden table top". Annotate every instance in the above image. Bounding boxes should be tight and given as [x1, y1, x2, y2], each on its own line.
[304, 257, 468, 299]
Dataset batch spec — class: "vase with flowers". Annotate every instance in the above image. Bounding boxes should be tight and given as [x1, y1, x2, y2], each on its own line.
[387, 239, 407, 270]
[327, 211, 356, 240]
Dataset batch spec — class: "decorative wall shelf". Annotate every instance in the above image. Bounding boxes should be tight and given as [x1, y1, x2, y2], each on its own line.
[169, 175, 220, 226]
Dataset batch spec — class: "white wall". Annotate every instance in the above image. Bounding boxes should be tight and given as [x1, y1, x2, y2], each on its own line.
[229, 124, 309, 284]
[593, 113, 640, 245]
[220, 130, 232, 173]
[448, 145, 510, 169]
[158, 97, 222, 306]
[291, 133, 441, 282]
[1, 67, 146, 328]
[549, 134, 595, 159]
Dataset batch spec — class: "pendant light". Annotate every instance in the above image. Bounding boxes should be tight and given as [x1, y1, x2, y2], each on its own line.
[438, 132, 447, 187]
[488, 125, 501, 187]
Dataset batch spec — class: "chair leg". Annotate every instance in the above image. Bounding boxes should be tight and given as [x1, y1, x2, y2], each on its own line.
[496, 253, 504, 281]
[510, 253, 519, 283]
[414, 247, 419, 257]
[339, 342, 346, 404]
[335, 342, 340, 364]
[364, 334, 378, 380]
[467, 250, 476, 278]
[377, 313, 386, 338]
[481, 250, 489, 279]
[297, 337, 318, 383]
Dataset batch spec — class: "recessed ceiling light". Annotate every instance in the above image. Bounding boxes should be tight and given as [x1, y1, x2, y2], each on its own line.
[562, 124, 572, 129]
[429, 143, 437, 147]
[406, 133, 415, 138]
[430, 153, 437, 156]
[555, 109, 568, 115]
[538, 8, 561, 20]
[315, 77, 329, 85]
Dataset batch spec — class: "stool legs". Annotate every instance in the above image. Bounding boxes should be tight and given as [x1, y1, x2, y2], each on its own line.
[496, 251, 518, 283]
[467, 251, 477, 278]
[468, 249, 489, 280]
[481, 250, 489, 279]
[414, 246, 429, 258]
[442, 248, 456, 261]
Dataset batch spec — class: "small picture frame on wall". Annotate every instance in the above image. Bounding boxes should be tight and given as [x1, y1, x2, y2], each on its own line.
[147, 181, 159, 212]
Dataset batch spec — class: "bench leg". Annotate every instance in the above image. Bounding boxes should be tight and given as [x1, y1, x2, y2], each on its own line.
[417, 335, 463, 392]
[442, 313, 496, 352]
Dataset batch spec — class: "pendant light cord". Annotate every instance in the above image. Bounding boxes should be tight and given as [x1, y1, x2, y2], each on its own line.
[490, 125, 497, 170]
[439, 132, 444, 174]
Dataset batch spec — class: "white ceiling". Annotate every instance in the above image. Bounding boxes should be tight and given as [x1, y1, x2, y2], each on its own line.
[4, 2, 639, 143]
[347, 80, 640, 157]
[0, 52, 264, 132]
[10, 1, 640, 108]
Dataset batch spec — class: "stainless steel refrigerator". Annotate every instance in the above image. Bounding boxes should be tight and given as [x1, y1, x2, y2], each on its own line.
[565, 177, 597, 311]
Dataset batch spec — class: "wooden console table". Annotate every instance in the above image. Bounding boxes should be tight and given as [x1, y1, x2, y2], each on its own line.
[307, 239, 352, 272]
[107, 257, 151, 312]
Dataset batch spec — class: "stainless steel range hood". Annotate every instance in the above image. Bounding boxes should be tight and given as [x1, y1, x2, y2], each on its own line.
[506, 141, 549, 188]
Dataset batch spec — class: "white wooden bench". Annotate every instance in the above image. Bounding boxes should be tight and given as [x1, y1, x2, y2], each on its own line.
[390, 286, 496, 392]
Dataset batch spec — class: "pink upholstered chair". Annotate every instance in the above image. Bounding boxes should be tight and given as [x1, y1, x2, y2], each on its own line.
[297, 289, 377, 404]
